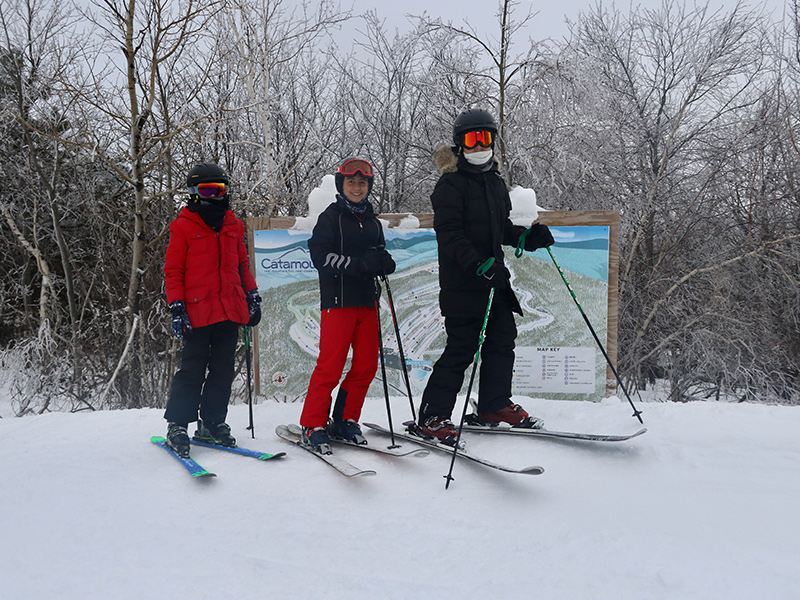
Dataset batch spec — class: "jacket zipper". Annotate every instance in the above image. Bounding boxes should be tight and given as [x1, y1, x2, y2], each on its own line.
[337, 213, 344, 306]
[335, 210, 372, 307]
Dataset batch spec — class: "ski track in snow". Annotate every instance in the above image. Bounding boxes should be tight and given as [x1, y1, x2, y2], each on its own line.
[1, 396, 799, 600]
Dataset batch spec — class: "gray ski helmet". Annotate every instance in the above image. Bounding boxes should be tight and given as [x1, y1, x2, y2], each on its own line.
[452, 108, 498, 146]
[186, 162, 229, 188]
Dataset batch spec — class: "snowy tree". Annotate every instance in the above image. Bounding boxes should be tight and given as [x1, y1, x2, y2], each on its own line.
[206, 0, 348, 215]
[554, 1, 799, 401]
[416, 0, 551, 183]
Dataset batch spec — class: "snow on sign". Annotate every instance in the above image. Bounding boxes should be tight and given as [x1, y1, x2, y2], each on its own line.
[247, 209, 619, 403]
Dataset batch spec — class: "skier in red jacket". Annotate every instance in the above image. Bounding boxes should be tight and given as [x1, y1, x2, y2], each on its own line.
[162, 163, 261, 458]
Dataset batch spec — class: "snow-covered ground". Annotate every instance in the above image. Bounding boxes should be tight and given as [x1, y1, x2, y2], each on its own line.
[2, 393, 799, 600]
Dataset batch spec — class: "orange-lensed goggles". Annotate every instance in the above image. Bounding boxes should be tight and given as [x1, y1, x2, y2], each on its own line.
[336, 158, 374, 178]
[190, 182, 227, 198]
[462, 130, 494, 149]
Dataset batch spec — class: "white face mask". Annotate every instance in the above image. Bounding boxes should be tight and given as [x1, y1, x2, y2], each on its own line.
[464, 149, 493, 165]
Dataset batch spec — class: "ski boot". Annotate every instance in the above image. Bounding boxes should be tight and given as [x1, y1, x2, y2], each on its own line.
[301, 426, 333, 455]
[327, 419, 367, 445]
[166, 423, 191, 458]
[193, 420, 237, 447]
[474, 403, 544, 429]
[411, 416, 465, 449]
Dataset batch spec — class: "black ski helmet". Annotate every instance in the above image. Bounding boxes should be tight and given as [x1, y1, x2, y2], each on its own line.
[452, 108, 498, 146]
[186, 162, 229, 188]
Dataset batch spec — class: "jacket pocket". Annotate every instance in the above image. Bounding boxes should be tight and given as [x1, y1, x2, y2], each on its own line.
[185, 286, 209, 305]
[231, 283, 246, 299]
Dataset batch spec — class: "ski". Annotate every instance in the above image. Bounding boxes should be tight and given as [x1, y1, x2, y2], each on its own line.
[275, 425, 376, 477]
[282, 423, 429, 458]
[362, 423, 544, 475]
[151, 436, 216, 478]
[330, 437, 430, 457]
[462, 417, 648, 442]
[190, 438, 286, 460]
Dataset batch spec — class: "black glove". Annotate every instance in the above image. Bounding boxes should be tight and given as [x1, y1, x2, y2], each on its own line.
[379, 249, 396, 275]
[523, 224, 555, 251]
[476, 261, 510, 290]
[246, 289, 262, 327]
[169, 300, 192, 341]
[358, 249, 383, 276]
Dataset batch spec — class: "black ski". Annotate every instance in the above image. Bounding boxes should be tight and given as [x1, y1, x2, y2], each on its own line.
[275, 425, 376, 477]
[363, 423, 544, 475]
[282, 423, 429, 458]
[462, 417, 647, 442]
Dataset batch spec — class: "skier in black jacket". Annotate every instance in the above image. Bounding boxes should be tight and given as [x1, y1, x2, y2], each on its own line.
[299, 157, 396, 453]
[416, 108, 555, 445]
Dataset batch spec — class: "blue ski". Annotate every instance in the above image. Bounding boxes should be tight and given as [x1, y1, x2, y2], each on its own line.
[190, 438, 286, 460]
[151, 436, 216, 478]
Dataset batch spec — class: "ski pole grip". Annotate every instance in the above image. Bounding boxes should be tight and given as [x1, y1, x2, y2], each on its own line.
[476, 257, 495, 276]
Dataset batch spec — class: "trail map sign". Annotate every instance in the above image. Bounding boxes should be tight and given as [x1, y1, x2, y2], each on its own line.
[247, 211, 619, 403]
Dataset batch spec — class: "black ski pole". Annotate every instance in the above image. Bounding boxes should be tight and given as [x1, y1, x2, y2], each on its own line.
[375, 278, 400, 449]
[380, 272, 417, 423]
[445, 259, 497, 489]
[540, 245, 643, 424]
[244, 326, 256, 438]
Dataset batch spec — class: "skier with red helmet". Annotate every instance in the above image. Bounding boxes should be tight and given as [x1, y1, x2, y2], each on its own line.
[299, 157, 396, 454]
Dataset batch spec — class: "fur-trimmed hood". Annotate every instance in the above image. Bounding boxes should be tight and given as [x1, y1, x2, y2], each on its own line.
[432, 145, 459, 174]
[432, 145, 501, 174]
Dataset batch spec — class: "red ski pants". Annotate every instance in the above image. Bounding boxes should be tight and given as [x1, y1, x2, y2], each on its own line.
[300, 306, 379, 428]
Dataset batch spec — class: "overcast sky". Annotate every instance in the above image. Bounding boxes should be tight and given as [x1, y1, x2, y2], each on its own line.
[345, 0, 790, 42]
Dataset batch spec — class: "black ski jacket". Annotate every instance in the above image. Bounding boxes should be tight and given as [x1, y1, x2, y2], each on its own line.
[308, 195, 386, 310]
[430, 145, 527, 318]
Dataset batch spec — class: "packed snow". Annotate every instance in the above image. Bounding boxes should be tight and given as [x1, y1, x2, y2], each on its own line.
[509, 185, 543, 225]
[2, 389, 799, 600]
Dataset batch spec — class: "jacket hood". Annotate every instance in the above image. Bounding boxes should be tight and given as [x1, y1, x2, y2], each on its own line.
[432, 145, 501, 174]
[433, 145, 459, 174]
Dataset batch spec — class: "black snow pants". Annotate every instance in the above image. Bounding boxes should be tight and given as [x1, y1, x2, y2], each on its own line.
[419, 292, 517, 422]
[164, 320, 239, 427]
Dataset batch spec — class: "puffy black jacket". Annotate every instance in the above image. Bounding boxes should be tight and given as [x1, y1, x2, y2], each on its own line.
[430, 146, 526, 318]
[308, 196, 386, 309]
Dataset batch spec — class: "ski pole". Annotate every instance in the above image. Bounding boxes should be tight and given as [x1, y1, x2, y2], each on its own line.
[243, 326, 256, 438]
[380, 272, 417, 422]
[445, 259, 496, 489]
[374, 278, 400, 449]
[541, 245, 643, 424]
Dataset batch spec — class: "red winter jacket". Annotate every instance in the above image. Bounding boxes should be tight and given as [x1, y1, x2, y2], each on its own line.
[164, 207, 258, 328]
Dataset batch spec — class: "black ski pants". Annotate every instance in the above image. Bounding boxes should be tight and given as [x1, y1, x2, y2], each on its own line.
[419, 292, 517, 422]
[164, 320, 239, 427]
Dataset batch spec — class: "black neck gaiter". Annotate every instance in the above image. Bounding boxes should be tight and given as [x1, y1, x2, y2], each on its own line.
[189, 198, 228, 231]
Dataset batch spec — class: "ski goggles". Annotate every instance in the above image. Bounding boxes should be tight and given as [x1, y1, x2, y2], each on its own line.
[336, 158, 374, 178]
[461, 130, 494, 149]
[190, 182, 227, 198]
